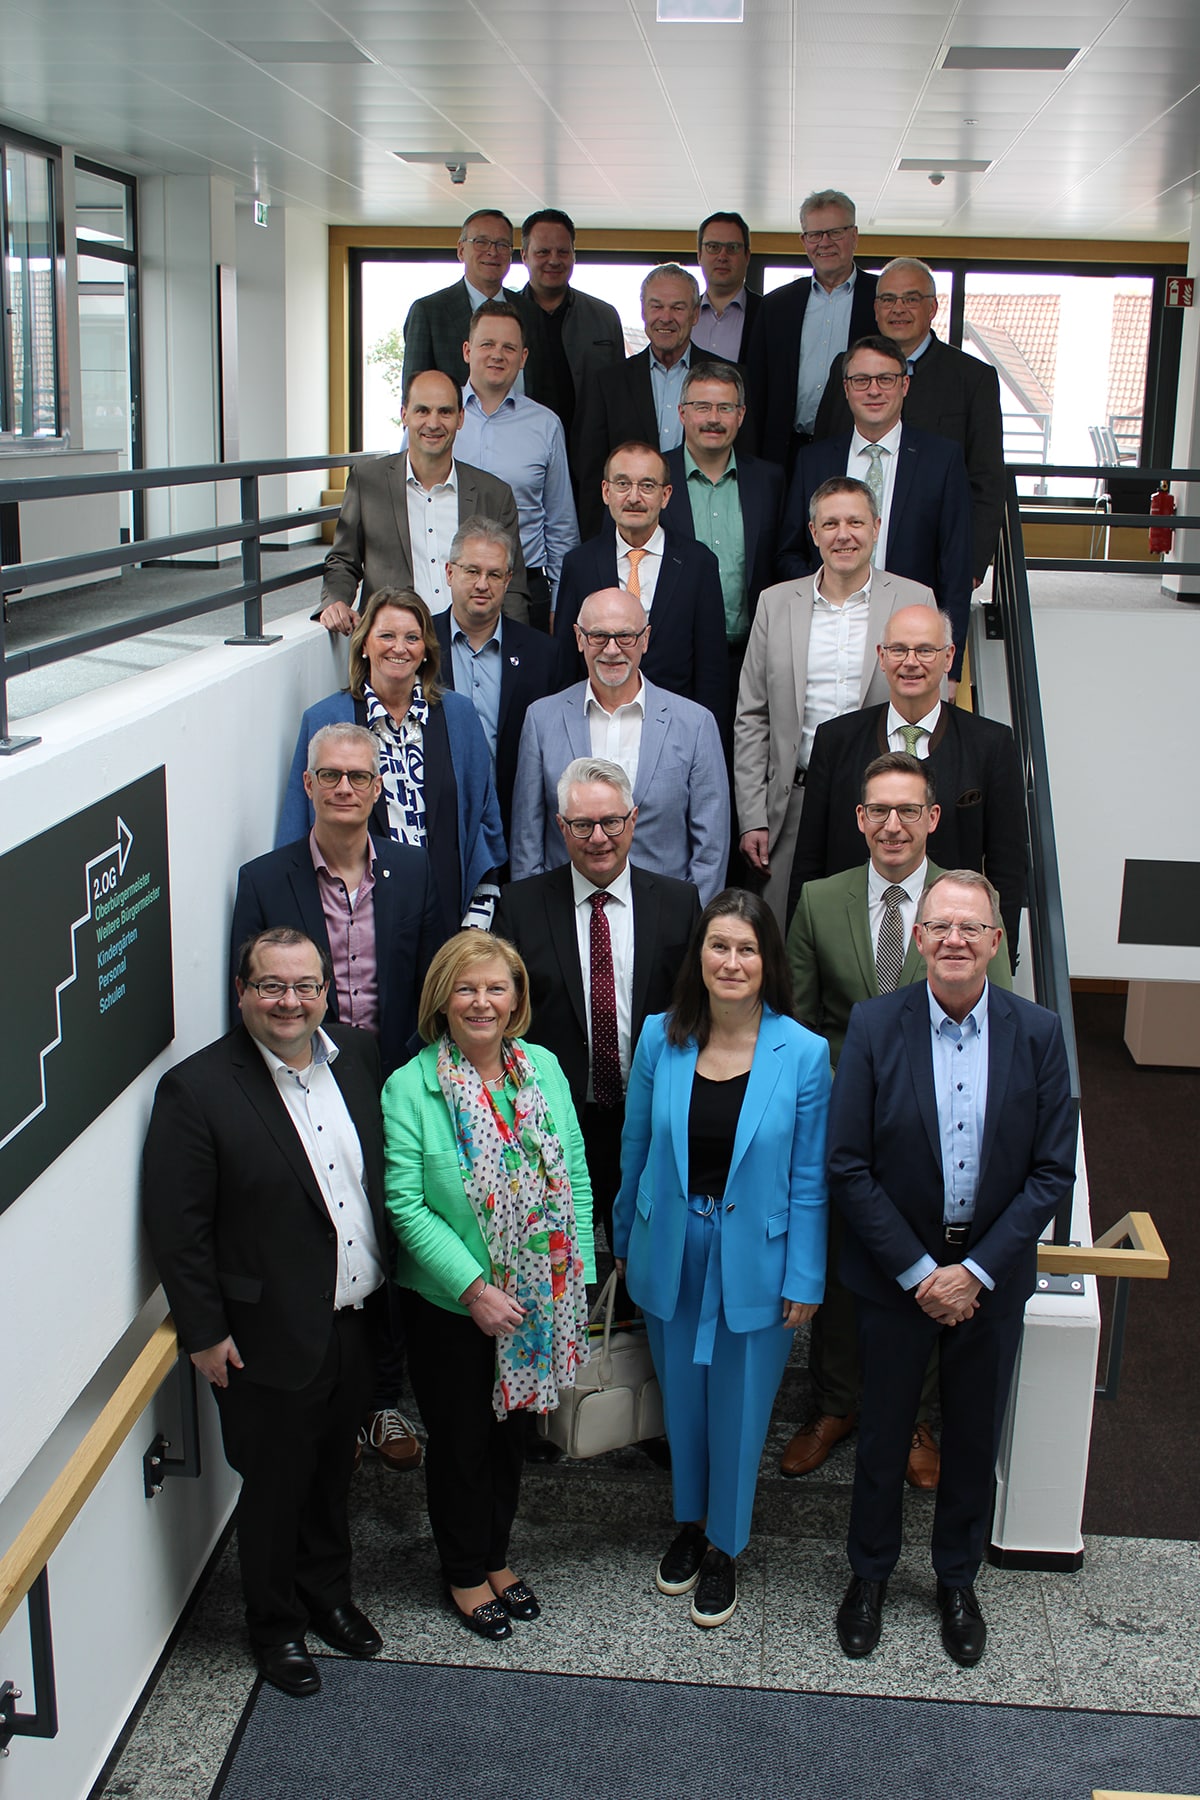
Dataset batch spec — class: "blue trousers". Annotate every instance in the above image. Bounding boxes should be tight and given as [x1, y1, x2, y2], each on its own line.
[643, 1197, 794, 1558]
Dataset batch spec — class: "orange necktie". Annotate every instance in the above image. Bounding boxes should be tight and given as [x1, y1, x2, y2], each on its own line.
[624, 547, 646, 599]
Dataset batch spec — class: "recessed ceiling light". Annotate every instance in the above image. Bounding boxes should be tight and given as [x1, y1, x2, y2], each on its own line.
[657, 0, 744, 20]
[899, 158, 992, 174]
[942, 46, 1079, 71]
[231, 41, 373, 64]
[393, 151, 490, 166]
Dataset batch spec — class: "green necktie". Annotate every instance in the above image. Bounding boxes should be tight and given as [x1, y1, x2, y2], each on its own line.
[899, 723, 928, 758]
[864, 444, 886, 564]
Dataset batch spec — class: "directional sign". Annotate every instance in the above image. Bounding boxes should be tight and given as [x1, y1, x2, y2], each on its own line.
[1, 768, 173, 1214]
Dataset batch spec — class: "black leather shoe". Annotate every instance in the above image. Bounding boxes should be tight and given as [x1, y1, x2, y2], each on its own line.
[446, 1591, 513, 1642]
[690, 1548, 738, 1628]
[656, 1523, 708, 1596]
[255, 1639, 321, 1697]
[310, 1601, 383, 1658]
[836, 1576, 887, 1657]
[937, 1581, 987, 1666]
[492, 1578, 541, 1621]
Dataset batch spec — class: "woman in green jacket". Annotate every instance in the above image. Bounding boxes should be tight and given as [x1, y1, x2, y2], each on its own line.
[382, 930, 595, 1642]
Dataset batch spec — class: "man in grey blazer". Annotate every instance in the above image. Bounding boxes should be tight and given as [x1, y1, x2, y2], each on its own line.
[734, 476, 936, 925]
[510, 586, 729, 904]
[401, 208, 523, 386]
[318, 370, 530, 632]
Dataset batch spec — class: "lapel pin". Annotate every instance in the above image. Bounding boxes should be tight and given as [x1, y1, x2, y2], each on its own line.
[509, 655, 520, 666]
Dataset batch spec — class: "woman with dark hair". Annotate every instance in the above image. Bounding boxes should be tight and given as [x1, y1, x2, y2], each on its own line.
[383, 931, 594, 1641]
[612, 888, 830, 1630]
[278, 587, 506, 936]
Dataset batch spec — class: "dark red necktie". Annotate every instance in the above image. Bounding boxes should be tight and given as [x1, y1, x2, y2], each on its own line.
[589, 891, 622, 1107]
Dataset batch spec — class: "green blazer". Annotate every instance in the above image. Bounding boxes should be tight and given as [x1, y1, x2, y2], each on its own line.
[382, 1038, 596, 1314]
[787, 859, 1012, 1070]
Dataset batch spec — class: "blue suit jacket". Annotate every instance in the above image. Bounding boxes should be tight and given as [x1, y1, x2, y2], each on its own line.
[743, 269, 879, 466]
[827, 982, 1076, 1316]
[552, 526, 729, 737]
[660, 446, 784, 621]
[776, 425, 974, 676]
[612, 1009, 832, 1331]
[230, 836, 443, 1077]
[509, 676, 730, 906]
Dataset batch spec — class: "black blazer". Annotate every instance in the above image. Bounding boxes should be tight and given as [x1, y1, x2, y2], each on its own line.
[743, 270, 879, 467]
[786, 700, 1028, 952]
[142, 1022, 386, 1388]
[574, 343, 723, 537]
[229, 836, 442, 1077]
[776, 425, 974, 676]
[660, 445, 784, 622]
[400, 276, 523, 387]
[551, 525, 730, 736]
[433, 609, 562, 844]
[492, 862, 702, 1111]
[813, 334, 1006, 579]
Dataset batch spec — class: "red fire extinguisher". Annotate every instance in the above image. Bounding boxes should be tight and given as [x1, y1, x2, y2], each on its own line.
[1149, 480, 1176, 555]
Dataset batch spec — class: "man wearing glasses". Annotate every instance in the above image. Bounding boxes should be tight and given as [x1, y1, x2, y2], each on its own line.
[814, 258, 1005, 583]
[787, 606, 1028, 956]
[401, 208, 523, 388]
[494, 755, 702, 1297]
[692, 211, 762, 362]
[744, 189, 879, 471]
[827, 870, 1074, 1666]
[143, 927, 392, 1697]
[510, 586, 729, 903]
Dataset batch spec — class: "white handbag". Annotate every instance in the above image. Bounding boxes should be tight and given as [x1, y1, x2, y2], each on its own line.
[538, 1271, 664, 1459]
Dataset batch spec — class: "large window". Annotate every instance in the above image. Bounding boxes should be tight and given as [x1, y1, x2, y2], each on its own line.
[1, 131, 63, 441]
[74, 159, 141, 531]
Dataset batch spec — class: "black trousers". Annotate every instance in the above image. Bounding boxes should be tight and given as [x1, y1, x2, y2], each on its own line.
[215, 1307, 373, 1648]
[368, 1277, 408, 1412]
[403, 1288, 528, 1587]
[581, 1099, 625, 1260]
[809, 1209, 938, 1421]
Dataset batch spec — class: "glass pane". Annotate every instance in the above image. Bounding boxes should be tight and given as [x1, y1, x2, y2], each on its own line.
[78, 252, 133, 527]
[74, 164, 133, 249]
[5, 146, 60, 436]
[962, 272, 1154, 498]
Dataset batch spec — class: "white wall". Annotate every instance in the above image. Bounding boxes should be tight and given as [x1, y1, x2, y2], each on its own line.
[284, 209, 331, 541]
[0, 612, 348, 1800]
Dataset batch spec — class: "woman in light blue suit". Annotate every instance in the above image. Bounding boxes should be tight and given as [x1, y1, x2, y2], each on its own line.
[612, 889, 831, 1629]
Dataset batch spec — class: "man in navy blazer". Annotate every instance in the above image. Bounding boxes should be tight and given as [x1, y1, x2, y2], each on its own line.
[692, 211, 762, 363]
[401, 208, 522, 386]
[553, 441, 729, 738]
[777, 336, 973, 677]
[827, 869, 1075, 1667]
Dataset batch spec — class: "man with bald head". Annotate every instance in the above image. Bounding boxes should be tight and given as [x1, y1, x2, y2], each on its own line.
[510, 585, 729, 903]
[814, 258, 1005, 582]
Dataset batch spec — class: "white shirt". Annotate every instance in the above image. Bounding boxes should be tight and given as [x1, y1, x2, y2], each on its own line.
[886, 699, 941, 757]
[570, 861, 635, 1098]
[616, 524, 666, 614]
[866, 857, 927, 972]
[405, 457, 459, 613]
[253, 1029, 384, 1309]
[847, 420, 903, 565]
[584, 675, 646, 788]
[799, 568, 872, 769]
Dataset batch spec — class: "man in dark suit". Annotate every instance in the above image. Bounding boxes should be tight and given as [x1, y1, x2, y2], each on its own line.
[552, 441, 729, 736]
[143, 928, 389, 1697]
[828, 870, 1075, 1665]
[814, 258, 1005, 582]
[318, 370, 530, 633]
[787, 605, 1028, 956]
[743, 189, 878, 471]
[777, 335, 973, 674]
[573, 264, 721, 536]
[494, 754, 701, 1267]
[432, 515, 561, 839]
[692, 211, 762, 363]
[401, 208, 522, 386]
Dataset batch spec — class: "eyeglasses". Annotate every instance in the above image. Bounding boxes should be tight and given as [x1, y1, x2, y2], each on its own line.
[861, 802, 929, 823]
[917, 920, 995, 942]
[561, 812, 634, 840]
[682, 401, 740, 416]
[463, 235, 512, 254]
[312, 767, 376, 791]
[245, 978, 328, 998]
[802, 226, 852, 243]
[879, 642, 950, 663]
[606, 477, 663, 495]
[700, 239, 745, 255]
[576, 627, 648, 649]
[876, 290, 937, 308]
[845, 371, 904, 391]
[451, 561, 509, 586]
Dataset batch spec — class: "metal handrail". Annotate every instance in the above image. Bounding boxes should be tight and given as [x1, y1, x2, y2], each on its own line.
[1007, 459, 1200, 577]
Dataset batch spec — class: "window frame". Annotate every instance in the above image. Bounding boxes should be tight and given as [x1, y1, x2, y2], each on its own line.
[0, 124, 68, 448]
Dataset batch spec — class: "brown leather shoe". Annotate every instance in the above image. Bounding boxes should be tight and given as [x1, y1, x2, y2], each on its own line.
[363, 1408, 424, 1472]
[905, 1422, 940, 1490]
[779, 1412, 856, 1477]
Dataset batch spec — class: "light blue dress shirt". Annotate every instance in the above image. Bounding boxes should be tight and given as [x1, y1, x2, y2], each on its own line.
[455, 387, 578, 593]
[795, 272, 857, 434]
[449, 615, 503, 772]
[650, 347, 693, 451]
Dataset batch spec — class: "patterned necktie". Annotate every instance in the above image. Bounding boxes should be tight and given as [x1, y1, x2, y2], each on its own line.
[876, 884, 908, 993]
[899, 722, 928, 758]
[864, 444, 886, 563]
[624, 547, 646, 600]
[589, 892, 622, 1107]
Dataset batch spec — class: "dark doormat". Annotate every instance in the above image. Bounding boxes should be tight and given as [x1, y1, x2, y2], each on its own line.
[211, 1656, 1200, 1800]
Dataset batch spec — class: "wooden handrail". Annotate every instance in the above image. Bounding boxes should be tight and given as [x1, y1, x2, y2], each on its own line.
[1037, 1211, 1169, 1280]
[0, 1318, 180, 1636]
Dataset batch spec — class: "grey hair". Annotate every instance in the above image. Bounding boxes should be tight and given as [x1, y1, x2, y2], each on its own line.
[307, 722, 380, 776]
[640, 262, 700, 308]
[918, 869, 1002, 929]
[877, 256, 936, 294]
[681, 360, 745, 406]
[556, 756, 634, 816]
[800, 189, 856, 227]
[809, 475, 878, 523]
[448, 514, 514, 570]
